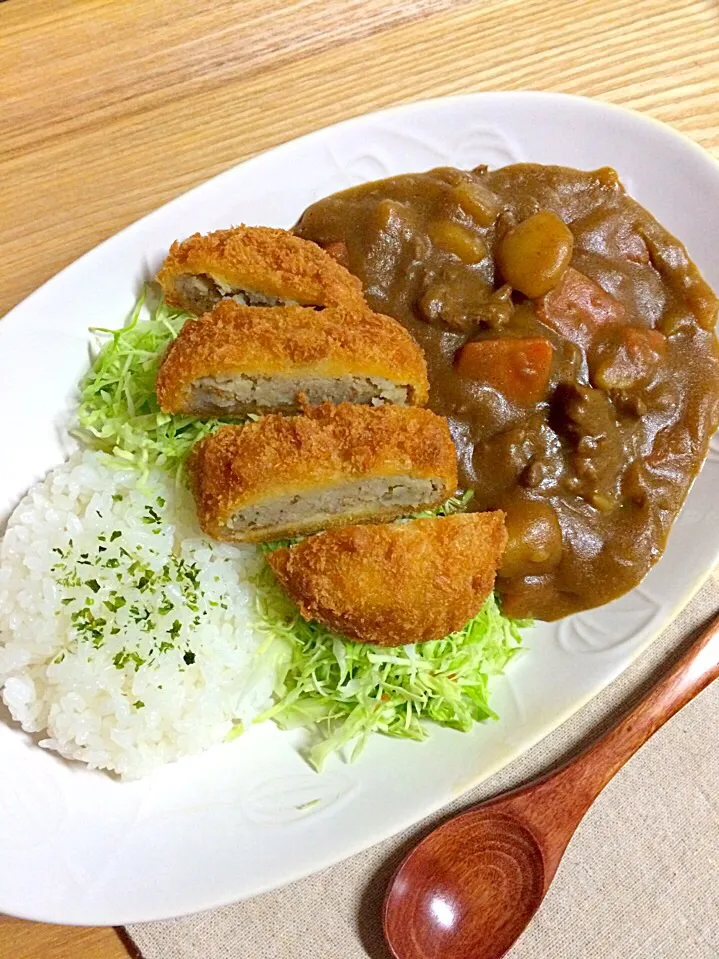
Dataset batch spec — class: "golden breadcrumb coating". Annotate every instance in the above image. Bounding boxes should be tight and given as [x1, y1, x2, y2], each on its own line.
[267, 512, 508, 646]
[155, 301, 429, 413]
[187, 404, 458, 542]
[156, 225, 365, 311]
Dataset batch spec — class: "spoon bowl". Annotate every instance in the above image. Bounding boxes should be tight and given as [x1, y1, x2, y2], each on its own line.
[385, 810, 545, 959]
[384, 610, 719, 959]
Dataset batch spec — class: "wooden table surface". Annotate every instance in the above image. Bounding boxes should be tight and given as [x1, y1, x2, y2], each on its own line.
[1, 0, 718, 954]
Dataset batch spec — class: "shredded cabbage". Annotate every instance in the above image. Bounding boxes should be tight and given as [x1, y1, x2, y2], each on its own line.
[255, 495, 528, 769]
[75, 289, 231, 478]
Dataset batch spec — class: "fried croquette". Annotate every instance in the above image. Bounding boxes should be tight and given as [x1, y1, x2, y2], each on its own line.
[155, 300, 429, 416]
[187, 403, 457, 543]
[267, 512, 508, 646]
[156, 226, 365, 315]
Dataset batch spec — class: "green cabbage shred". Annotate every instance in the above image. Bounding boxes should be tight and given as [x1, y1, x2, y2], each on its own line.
[75, 289, 231, 477]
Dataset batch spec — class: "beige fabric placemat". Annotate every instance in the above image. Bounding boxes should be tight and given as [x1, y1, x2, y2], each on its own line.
[128, 575, 719, 959]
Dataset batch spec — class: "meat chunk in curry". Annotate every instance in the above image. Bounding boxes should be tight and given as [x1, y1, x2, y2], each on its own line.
[295, 163, 719, 620]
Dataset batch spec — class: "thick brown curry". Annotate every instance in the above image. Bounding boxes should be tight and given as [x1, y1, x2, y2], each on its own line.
[295, 164, 719, 620]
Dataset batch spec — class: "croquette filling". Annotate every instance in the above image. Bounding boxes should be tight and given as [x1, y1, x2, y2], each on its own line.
[174, 273, 298, 315]
[227, 477, 445, 534]
[189, 373, 410, 413]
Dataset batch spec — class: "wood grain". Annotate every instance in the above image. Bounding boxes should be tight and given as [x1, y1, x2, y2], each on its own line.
[0, 915, 132, 959]
[2, 0, 475, 154]
[1, 0, 718, 956]
[384, 612, 719, 959]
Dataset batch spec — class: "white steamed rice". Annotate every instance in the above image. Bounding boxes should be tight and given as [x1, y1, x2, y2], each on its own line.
[0, 451, 283, 779]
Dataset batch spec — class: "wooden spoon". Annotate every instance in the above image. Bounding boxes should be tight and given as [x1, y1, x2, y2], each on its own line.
[383, 609, 719, 959]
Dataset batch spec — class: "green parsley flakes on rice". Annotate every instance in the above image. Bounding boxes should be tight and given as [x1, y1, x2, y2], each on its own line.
[0, 451, 282, 779]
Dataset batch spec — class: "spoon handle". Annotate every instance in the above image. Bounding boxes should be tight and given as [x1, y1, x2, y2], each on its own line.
[500, 607, 719, 859]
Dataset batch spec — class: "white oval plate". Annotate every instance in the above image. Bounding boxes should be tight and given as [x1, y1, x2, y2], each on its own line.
[1, 92, 719, 925]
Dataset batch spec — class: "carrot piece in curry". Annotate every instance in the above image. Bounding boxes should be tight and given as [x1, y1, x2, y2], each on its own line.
[455, 337, 553, 405]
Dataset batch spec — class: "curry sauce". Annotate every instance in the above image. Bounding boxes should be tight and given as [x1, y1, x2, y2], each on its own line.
[295, 164, 719, 620]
